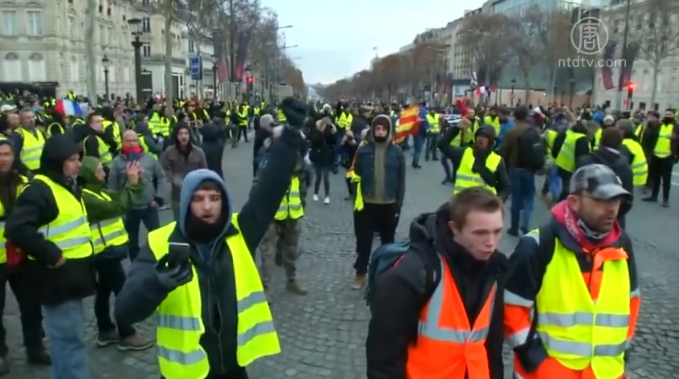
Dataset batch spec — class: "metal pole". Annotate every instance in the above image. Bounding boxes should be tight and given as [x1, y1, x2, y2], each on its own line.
[614, 0, 632, 110]
[228, 0, 236, 82]
[104, 69, 110, 100]
[132, 36, 143, 102]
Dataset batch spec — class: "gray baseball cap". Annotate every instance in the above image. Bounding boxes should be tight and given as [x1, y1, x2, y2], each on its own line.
[569, 164, 631, 200]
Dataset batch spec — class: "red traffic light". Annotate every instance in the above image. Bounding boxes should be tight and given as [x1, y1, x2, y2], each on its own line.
[628, 82, 635, 90]
[247, 76, 253, 84]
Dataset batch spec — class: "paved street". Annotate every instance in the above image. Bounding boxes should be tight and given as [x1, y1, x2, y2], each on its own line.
[5, 143, 679, 379]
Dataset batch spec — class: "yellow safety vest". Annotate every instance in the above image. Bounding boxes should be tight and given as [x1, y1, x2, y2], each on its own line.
[426, 114, 440, 133]
[157, 117, 171, 137]
[621, 139, 647, 186]
[238, 110, 248, 126]
[544, 129, 558, 157]
[555, 130, 588, 173]
[535, 232, 630, 379]
[103, 120, 122, 149]
[278, 108, 286, 124]
[337, 113, 352, 129]
[138, 134, 158, 159]
[483, 115, 501, 136]
[593, 128, 602, 150]
[83, 135, 112, 165]
[31, 175, 92, 259]
[17, 127, 45, 171]
[83, 189, 128, 254]
[47, 122, 65, 137]
[463, 118, 478, 144]
[274, 177, 304, 221]
[149, 216, 280, 379]
[634, 124, 644, 142]
[454, 148, 501, 194]
[149, 113, 161, 136]
[653, 123, 673, 158]
[0, 175, 28, 264]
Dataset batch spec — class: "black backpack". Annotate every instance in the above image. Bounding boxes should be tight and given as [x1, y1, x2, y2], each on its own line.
[517, 127, 546, 172]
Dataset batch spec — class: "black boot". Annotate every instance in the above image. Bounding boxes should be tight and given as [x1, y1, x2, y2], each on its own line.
[26, 349, 51, 366]
[0, 356, 8, 376]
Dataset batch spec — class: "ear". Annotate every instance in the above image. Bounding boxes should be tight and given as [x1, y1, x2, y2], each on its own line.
[447, 220, 458, 234]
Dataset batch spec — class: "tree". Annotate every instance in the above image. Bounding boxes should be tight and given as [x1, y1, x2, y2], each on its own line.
[539, 11, 574, 99]
[85, 0, 97, 105]
[505, 9, 550, 103]
[457, 13, 513, 92]
[373, 53, 407, 99]
[628, 0, 679, 107]
[249, 9, 279, 90]
[184, 0, 219, 99]
[163, 0, 179, 106]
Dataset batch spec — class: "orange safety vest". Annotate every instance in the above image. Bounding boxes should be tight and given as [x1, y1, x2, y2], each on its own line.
[405, 257, 496, 378]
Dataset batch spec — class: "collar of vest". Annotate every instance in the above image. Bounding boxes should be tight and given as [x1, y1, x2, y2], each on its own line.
[167, 219, 239, 244]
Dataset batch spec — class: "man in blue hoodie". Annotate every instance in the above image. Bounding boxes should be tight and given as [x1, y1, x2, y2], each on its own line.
[411, 103, 430, 168]
[114, 97, 308, 379]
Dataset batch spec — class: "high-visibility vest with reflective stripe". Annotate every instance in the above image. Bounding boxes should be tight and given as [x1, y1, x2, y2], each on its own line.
[483, 115, 501, 136]
[157, 118, 171, 137]
[337, 113, 352, 129]
[593, 128, 602, 149]
[555, 130, 588, 173]
[536, 234, 629, 379]
[0, 175, 28, 264]
[32, 175, 92, 259]
[83, 135, 112, 165]
[622, 138, 647, 186]
[406, 256, 495, 378]
[17, 127, 45, 171]
[277, 108, 286, 124]
[238, 109, 248, 126]
[544, 129, 558, 157]
[274, 177, 304, 221]
[653, 123, 673, 158]
[138, 134, 158, 159]
[103, 120, 122, 149]
[454, 148, 501, 195]
[634, 124, 644, 142]
[426, 114, 440, 133]
[83, 189, 128, 254]
[149, 216, 280, 379]
[47, 122, 65, 137]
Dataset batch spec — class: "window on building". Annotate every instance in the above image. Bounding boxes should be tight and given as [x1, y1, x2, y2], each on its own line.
[142, 0, 150, 6]
[142, 17, 150, 33]
[2, 11, 16, 36]
[27, 11, 43, 36]
[28, 53, 46, 81]
[68, 16, 74, 38]
[3, 53, 21, 81]
[142, 43, 151, 57]
[99, 24, 105, 44]
[189, 39, 195, 53]
[108, 26, 113, 45]
[70, 56, 80, 82]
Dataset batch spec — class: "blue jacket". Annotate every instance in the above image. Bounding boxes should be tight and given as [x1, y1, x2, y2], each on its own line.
[418, 107, 429, 137]
[497, 118, 515, 148]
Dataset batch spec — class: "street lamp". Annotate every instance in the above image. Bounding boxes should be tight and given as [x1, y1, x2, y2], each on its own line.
[128, 18, 143, 102]
[211, 55, 218, 98]
[102, 54, 110, 100]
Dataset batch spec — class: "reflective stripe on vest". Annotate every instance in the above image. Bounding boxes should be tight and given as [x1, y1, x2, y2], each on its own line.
[274, 177, 304, 220]
[534, 230, 629, 379]
[454, 148, 501, 194]
[555, 131, 587, 173]
[654, 123, 673, 158]
[83, 189, 128, 253]
[18, 128, 45, 170]
[33, 175, 92, 258]
[406, 256, 495, 378]
[278, 109, 286, 123]
[150, 215, 280, 379]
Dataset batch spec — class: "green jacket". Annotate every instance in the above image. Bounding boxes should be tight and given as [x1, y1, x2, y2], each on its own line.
[79, 156, 144, 223]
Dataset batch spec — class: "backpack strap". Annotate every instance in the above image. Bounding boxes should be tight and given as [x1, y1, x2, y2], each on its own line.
[525, 225, 555, 345]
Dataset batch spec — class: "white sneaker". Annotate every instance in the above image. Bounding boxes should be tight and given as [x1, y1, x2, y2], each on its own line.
[324, 196, 330, 204]
[313, 194, 319, 201]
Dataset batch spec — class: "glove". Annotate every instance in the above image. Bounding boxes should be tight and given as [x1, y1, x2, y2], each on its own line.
[155, 254, 193, 291]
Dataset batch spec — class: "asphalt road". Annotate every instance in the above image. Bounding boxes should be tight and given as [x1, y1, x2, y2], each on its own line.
[4, 145, 679, 379]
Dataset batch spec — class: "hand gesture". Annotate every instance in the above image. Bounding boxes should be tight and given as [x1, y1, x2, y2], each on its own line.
[126, 161, 141, 184]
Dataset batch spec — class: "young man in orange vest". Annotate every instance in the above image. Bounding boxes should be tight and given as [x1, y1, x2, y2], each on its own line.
[366, 187, 509, 379]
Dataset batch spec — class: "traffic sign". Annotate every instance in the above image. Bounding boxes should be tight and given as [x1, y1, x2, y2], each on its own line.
[190, 56, 202, 80]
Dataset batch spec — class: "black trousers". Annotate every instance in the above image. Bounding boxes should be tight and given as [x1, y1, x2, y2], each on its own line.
[353, 203, 399, 275]
[649, 156, 674, 201]
[162, 366, 248, 379]
[237, 126, 249, 142]
[0, 263, 44, 357]
[94, 259, 135, 338]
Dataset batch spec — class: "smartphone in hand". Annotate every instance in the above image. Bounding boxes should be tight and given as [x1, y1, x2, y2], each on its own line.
[166, 242, 191, 268]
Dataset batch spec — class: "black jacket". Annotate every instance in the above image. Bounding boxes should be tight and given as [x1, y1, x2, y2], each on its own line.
[5, 134, 96, 306]
[308, 120, 336, 165]
[366, 204, 509, 379]
[114, 126, 305, 375]
[576, 146, 634, 217]
[199, 122, 226, 177]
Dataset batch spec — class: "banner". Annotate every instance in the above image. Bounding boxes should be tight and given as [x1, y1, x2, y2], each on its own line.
[234, 29, 253, 81]
[212, 29, 228, 83]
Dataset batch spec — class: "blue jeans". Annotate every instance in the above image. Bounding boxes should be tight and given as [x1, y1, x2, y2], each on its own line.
[124, 207, 160, 260]
[510, 169, 536, 231]
[411, 135, 425, 166]
[43, 300, 87, 379]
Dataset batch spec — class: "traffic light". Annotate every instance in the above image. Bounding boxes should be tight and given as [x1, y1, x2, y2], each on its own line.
[247, 76, 253, 84]
[627, 82, 635, 97]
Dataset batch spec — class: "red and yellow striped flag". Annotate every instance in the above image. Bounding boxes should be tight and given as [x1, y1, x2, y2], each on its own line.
[393, 106, 421, 144]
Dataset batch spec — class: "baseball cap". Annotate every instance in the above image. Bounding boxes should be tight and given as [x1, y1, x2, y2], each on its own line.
[569, 164, 631, 200]
[0, 104, 16, 112]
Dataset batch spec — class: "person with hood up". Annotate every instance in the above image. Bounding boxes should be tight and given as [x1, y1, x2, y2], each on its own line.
[348, 115, 406, 290]
[504, 164, 639, 379]
[0, 138, 51, 376]
[109, 130, 166, 260]
[78, 156, 155, 351]
[199, 116, 228, 178]
[5, 134, 95, 379]
[576, 127, 634, 227]
[160, 122, 208, 220]
[114, 96, 309, 379]
[366, 188, 508, 379]
[438, 124, 511, 201]
[134, 113, 162, 159]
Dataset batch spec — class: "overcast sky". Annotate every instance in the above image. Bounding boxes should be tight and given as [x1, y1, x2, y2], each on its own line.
[260, 0, 486, 84]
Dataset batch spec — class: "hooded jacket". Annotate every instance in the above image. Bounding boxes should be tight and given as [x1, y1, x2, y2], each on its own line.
[115, 126, 306, 375]
[366, 203, 508, 379]
[438, 126, 511, 201]
[160, 124, 208, 202]
[5, 134, 97, 305]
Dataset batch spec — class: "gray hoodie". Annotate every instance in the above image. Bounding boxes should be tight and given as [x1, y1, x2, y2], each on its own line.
[108, 151, 167, 208]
